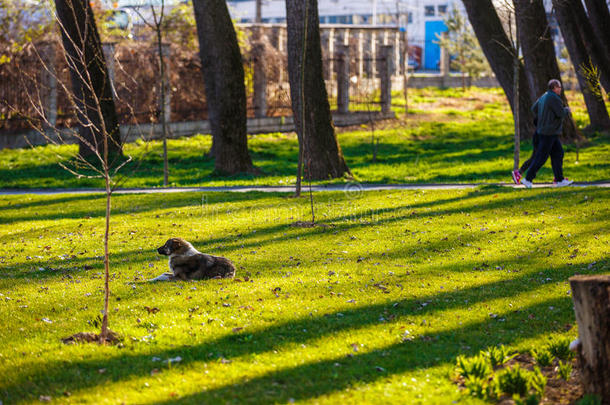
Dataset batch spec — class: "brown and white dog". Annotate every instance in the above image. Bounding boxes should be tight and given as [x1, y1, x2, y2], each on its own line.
[149, 238, 236, 281]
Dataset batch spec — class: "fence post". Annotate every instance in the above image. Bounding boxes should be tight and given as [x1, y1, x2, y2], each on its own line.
[336, 44, 350, 114]
[379, 45, 393, 114]
[102, 42, 117, 99]
[41, 42, 58, 128]
[357, 29, 364, 78]
[252, 40, 267, 118]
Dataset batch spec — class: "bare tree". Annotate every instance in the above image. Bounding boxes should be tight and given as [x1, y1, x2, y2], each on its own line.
[55, 0, 122, 160]
[128, 0, 171, 186]
[461, 0, 535, 139]
[285, 0, 350, 192]
[552, 0, 610, 130]
[21, 0, 134, 344]
[192, 0, 255, 175]
[514, 0, 581, 142]
[583, 0, 610, 84]
[570, 0, 610, 94]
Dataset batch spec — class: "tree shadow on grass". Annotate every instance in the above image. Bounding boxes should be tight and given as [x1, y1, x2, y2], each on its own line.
[0, 191, 281, 224]
[154, 299, 567, 404]
[0, 258, 587, 403]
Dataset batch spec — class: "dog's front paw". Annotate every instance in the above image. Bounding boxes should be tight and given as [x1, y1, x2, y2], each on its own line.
[149, 273, 174, 282]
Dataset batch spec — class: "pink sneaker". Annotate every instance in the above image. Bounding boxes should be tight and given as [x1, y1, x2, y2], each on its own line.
[511, 170, 522, 185]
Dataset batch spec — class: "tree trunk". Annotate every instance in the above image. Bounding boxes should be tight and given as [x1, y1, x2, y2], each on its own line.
[461, 0, 535, 139]
[573, 0, 610, 94]
[553, 0, 610, 130]
[192, 0, 254, 175]
[55, 0, 122, 158]
[569, 275, 610, 404]
[514, 0, 581, 142]
[583, 0, 610, 68]
[285, 0, 351, 180]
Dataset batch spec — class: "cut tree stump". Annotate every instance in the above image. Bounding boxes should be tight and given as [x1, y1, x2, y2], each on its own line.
[569, 275, 610, 404]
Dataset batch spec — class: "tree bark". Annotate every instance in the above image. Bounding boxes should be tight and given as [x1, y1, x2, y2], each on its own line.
[573, 0, 610, 94]
[461, 0, 535, 139]
[514, 0, 581, 142]
[55, 0, 121, 158]
[553, 0, 610, 130]
[192, 0, 254, 175]
[285, 0, 351, 180]
[569, 275, 610, 404]
[583, 0, 610, 68]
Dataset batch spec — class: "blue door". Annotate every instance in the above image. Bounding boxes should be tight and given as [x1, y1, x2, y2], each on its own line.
[424, 20, 448, 71]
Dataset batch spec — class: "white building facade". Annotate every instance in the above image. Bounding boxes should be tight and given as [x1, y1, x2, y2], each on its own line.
[227, 0, 465, 71]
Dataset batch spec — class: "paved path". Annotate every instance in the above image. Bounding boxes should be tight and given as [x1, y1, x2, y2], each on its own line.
[1, 182, 609, 195]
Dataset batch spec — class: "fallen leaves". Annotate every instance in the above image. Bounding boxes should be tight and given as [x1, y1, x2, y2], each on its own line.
[145, 306, 160, 314]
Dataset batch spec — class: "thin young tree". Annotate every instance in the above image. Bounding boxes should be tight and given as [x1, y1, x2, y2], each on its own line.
[32, 0, 131, 343]
[127, 0, 171, 186]
[285, 0, 350, 194]
[192, 0, 255, 175]
[55, 0, 122, 160]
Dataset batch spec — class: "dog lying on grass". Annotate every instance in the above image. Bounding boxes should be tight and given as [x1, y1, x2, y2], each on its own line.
[149, 238, 236, 281]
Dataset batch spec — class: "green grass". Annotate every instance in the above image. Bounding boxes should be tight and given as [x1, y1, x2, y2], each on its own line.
[1, 87, 609, 189]
[0, 187, 608, 403]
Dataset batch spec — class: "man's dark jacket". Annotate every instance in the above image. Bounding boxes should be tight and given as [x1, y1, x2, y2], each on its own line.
[531, 90, 569, 135]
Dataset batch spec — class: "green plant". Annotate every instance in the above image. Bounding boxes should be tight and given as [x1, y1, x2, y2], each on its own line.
[514, 393, 541, 405]
[529, 367, 547, 397]
[557, 360, 572, 381]
[495, 365, 530, 398]
[483, 345, 516, 367]
[546, 336, 574, 360]
[463, 375, 489, 399]
[456, 355, 492, 380]
[576, 394, 602, 405]
[532, 347, 554, 367]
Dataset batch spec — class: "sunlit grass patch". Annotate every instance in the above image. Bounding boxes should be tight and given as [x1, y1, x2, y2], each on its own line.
[1, 87, 608, 189]
[0, 187, 607, 403]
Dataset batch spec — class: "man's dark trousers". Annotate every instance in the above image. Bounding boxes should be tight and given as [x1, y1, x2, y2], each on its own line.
[525, 134, 564, 182]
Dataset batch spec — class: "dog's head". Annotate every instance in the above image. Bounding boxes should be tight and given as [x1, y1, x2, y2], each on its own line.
[157, 238, 192, 256]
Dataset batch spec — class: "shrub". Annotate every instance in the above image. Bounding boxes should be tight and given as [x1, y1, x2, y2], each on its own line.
[514, 394, 541, 405]
[547, 336, 574, 360]
[532, 347, 554, 367]
[576, 394, 602, 405]
[557, 360, 572, 381]
[463, 375, 489, 399]
[456, 354, 492, 379]
[495, 365, 547, 400]
[483, 345, 516, 367]
[529, 367, 547, 397]
[496, 365, 530, 397]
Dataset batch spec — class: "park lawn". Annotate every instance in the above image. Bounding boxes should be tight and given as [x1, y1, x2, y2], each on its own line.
[0, 87, 608, 189]
[0, 187, 608, 404]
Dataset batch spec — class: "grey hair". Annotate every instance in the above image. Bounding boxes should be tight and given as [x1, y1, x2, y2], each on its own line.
[548, 79, 561, 90]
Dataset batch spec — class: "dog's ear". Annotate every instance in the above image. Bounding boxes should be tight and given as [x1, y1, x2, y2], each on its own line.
[168, 238, 186, 253]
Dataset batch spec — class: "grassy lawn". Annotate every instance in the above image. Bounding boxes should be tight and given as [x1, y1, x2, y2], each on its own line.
[1, 88, 609, 189]
[0, 187, 608, 403]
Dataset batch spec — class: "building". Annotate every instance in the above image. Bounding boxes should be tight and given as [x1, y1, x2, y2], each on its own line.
[226, 0, 465, 71]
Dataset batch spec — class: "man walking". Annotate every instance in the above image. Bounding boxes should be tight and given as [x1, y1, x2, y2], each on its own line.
[521, 79, 573, 188]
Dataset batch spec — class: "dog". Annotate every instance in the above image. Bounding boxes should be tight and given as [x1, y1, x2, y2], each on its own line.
[149, 238, 236, 281]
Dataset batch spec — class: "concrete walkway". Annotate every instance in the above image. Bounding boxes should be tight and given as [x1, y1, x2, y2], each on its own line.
[1, 182, 609, 195]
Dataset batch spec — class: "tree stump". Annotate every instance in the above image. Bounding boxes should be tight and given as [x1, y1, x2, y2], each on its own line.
[569, 275, 610, 404]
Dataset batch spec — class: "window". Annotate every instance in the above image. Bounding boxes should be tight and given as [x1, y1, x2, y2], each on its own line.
[437, 5, 448, 15]
[408, 12, 413, 24]
[425, 5, 435, 16]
